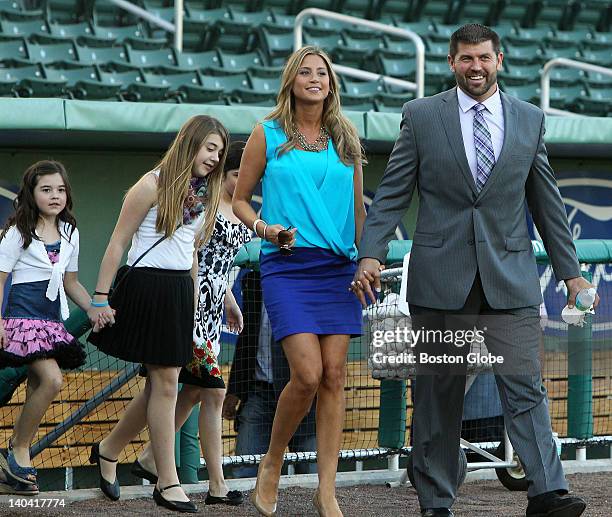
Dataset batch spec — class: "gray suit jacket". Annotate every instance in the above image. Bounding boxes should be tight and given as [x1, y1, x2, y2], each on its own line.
[358, 87, 580, 310]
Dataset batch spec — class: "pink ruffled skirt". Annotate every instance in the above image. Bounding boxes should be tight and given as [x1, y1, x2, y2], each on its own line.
[0, 318, 85, 370]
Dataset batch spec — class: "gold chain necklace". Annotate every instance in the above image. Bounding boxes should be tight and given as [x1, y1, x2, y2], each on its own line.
[292, 124, 330, 152]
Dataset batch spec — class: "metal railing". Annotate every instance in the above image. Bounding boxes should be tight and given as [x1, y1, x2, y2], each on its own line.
[294, 8, 425, 98]
[107, 0, 184, 52]
[541, 57, 612, 117]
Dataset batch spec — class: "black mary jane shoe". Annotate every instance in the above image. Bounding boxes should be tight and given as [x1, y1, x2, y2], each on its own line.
[89, 443, 120, 501]
[205, 489, 244, 506]
[131, 459, 158, 484]
[153, 483, 198, 513]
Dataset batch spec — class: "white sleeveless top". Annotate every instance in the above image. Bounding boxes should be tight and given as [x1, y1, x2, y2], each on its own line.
[126, 173, 205, 270]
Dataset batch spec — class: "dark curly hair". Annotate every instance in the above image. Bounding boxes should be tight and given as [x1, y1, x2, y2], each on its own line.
[1, 160, 77, 249]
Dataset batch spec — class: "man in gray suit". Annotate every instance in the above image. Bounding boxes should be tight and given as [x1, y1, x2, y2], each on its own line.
[353, 24, 599, 517]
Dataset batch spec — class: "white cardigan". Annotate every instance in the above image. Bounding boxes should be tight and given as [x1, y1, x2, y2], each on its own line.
[0, 223, 79, 320]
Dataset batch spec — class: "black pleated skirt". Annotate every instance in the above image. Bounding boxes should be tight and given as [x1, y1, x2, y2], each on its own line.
[88, 266, 194, 367]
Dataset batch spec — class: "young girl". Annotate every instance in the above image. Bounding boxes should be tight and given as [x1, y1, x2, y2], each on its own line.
[133, 141, 250, 506]
[86, 115, 228, 513]
[0, 161, 91, 493]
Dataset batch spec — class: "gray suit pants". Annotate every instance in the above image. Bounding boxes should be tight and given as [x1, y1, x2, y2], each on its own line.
[409, 274, 568, 509]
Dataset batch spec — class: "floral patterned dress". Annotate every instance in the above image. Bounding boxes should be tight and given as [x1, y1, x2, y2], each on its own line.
[186, 212, 251, 379]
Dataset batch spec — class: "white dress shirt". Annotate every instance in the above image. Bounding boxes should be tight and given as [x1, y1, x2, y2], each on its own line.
[0, 223, 79, 320]
[457, 86, 505, 185]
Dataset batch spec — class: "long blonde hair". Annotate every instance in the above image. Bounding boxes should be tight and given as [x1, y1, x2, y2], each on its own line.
[266, 46, 365, 166]
[155, 115, 229, 242]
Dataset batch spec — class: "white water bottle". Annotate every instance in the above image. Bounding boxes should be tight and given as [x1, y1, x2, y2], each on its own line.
[575, 288, 596, 312]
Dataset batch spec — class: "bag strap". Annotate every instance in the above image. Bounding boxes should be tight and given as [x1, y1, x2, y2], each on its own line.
[110, 225, 180, 299]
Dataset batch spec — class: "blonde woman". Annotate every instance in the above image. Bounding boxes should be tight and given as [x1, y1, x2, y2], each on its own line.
[233, 46, 367, 517]
[87, 115, 228, 513]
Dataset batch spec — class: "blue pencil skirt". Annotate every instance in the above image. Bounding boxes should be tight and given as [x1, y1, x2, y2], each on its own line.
[260, 247, 363, 342]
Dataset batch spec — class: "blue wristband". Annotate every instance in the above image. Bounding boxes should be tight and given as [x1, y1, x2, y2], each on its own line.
[90, 300, 109, 308]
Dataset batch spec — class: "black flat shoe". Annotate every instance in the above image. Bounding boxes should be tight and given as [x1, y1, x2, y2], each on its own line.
[205, 489, 244, 505]
[131, 459, 158, 484]
[153, 483, 198, 513]
[89, 443, 120, 501]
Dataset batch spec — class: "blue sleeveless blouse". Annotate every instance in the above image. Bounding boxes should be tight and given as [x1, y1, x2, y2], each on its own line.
[260, 120, 357, 260]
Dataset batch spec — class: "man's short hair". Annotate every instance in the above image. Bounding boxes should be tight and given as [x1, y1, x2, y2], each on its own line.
[449, 24, 501, 58]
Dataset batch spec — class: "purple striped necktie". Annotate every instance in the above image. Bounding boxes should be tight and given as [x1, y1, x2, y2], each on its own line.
[473, 103, 496, 192]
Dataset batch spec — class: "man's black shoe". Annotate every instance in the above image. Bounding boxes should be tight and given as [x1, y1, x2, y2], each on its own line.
[421, 509, 454, 517]
[526, 490, 586, 517]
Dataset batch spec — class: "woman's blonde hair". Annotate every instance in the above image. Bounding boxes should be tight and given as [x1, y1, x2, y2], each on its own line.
[154, 115, 229, 242]
[266, 46, 365, 166]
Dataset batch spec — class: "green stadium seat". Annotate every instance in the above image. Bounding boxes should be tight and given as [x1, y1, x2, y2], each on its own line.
[199, 70, 250, 92]
[0, 59, 42, 96]
[312, 16, 370, 37]
[209, 18, 255, 52]
[425, 38, 450, 60]
[574, 1, 612, 31]
[394, 20, 436, 39]
[489, 23, 517, 40]
[124, 82, 173, 102]
[260, 0, 300, 16]
[48, 21, 93, 39]
[586, 71, 612, 87]
[258, 26, 293, 65]
[507, 26, 554, 45]
[218, 49, 266, 72]
[542, 45, 582, 60]
[383, 34, 417, 55]
[502, 81, 541, 104]
[74, 42, 128, 65]
[303, 28, 343, 51]
[337, 0, 377, 19]
[340, 92, 377, 111]
[549, 83, 588, 110]
[430, 23, 461, 42]
[43, 61, 98, 86]
[97, 62, 144, 88]
[185, 6, 230, 23]
[584, 30, 612, 48]
[0, 17, 49, 37]
[375, 49, 416, 79]
[142, 3, 176, 24]
[425, 59, 453, 95]
[341, 33, 385, 53]
[418, 0, 455, 24]
[538, 0, 574, 30]
[92, 23, 147, 43]
[92, 0, 139, 27]
[502, 42, 545, 65]
[126, 45, 176, 68]
[181, 19, 212, 51]
[46, 0, 86, 24]
[375, 91, 414, 112]
[341, 77, 386, 96]
[546, 28, 593, 46]
[331, 46, 369, 69]
[375, 0, 414, 23]
[456, 0, 503, 25]
[26, 39, 77, 64]
[578, 86, 612, 115]
[123, 36, 169, 50]
[232, 88, 277, 106]
[247, 70, 280, 94]
[499, 62, 541, 86]
[0, 0, 24, 15]
[228, 7, 274, 26]
[70, 80, 122, 100]
[175, 48, 220, 70]
[498, 0, 542, 28]
[142, 66, 200, 91]
[178, 83, 227, 104]
[579, 47, 612, 67]
[0, 37, 28, 60]
[548, 66, 586, 86]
